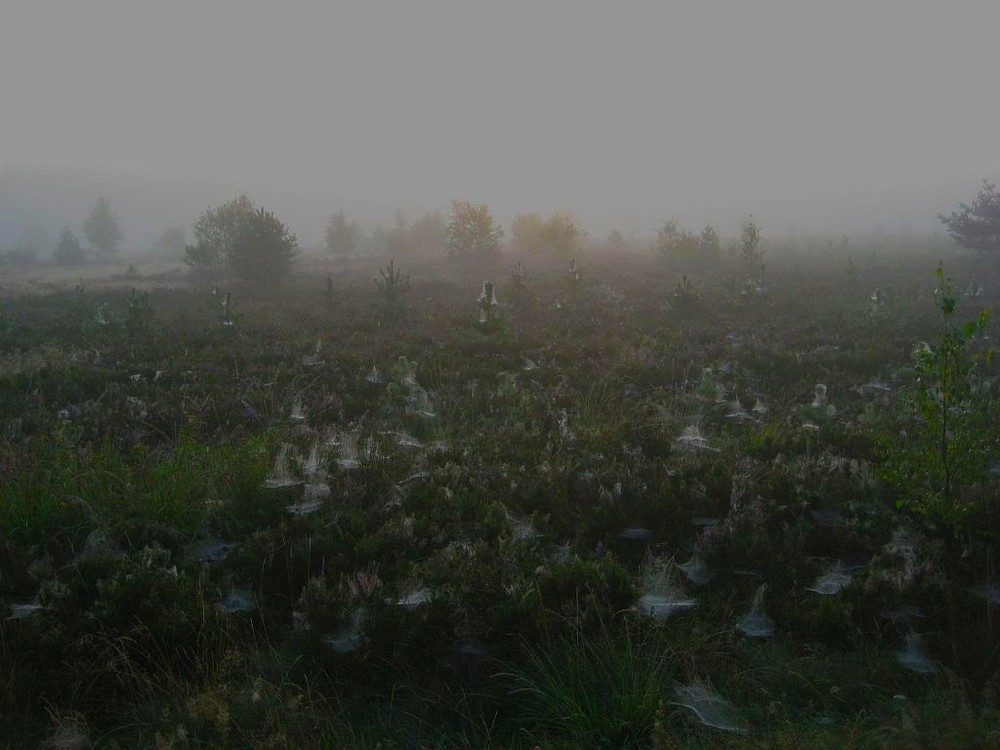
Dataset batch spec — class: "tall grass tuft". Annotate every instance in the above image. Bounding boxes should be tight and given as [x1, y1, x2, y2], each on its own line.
[503, 614, 675, 748]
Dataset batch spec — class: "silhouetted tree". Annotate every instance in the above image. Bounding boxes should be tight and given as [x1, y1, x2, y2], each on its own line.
[184, 193, 255, 277]
[656, 219, 699, 257]
[940, 180, 1000, 256]
[84, 197, 122, 258]
[228, 206, 298, 285]
[511, 211, 583, 255]
[53, 228, 87, 266]
[740, 215, 762, 266]
[544, 211, 584, 256]
[408, 210, 446, 256]
[511, 212, 546, 254]
[699, 225, 721, 255]
[325, 210, 362, 260]
[446, 200, 504, 259]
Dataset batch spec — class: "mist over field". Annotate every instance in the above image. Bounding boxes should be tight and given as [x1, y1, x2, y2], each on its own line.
[2, 1, 998, 249]
[4, 3, 1000, 748]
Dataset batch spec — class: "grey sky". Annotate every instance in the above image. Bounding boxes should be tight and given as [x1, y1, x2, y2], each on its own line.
[2, 0, 998, 240]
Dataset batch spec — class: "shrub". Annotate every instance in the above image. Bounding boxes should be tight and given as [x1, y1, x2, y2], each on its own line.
[183, 194, 255, 278]
[884, 263, 996, 535]
[228, 207, 298, 286]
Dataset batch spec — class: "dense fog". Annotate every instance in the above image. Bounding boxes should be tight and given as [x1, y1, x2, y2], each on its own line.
[3, 1, 998, 250]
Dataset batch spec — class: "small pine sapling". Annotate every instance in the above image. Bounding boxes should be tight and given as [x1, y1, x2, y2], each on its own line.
[376, 260, 410, 321]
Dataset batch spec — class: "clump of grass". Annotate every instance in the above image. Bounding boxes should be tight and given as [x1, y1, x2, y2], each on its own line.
[503, 614, 676, 747]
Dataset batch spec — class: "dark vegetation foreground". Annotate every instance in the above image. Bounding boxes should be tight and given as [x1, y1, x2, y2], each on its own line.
[1, 242, 998, 748]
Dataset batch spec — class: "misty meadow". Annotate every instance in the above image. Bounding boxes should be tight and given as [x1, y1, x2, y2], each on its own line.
[3, 1, 1000, 747]
[2, 189, 999, 747]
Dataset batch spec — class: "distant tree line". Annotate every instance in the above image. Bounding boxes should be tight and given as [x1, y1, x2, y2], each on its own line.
[9, 178, 999, 276]
[323, 203, 583, 262]
[0, 197, 125, 267]
[325, 208, 449, 260]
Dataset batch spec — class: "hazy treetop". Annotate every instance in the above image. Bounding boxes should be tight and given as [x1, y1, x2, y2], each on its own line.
[2, 0, 998, 236]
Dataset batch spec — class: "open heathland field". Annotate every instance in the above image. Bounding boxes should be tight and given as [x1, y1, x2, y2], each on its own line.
[1, 241, 999, 748]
